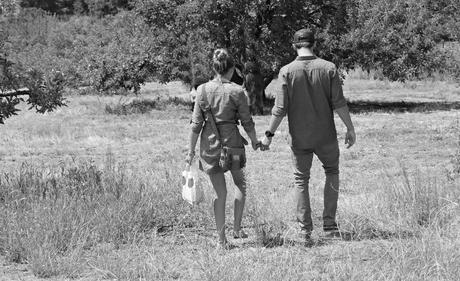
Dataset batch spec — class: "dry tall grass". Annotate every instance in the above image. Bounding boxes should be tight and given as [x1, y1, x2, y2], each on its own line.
[0, 80, 459, 280]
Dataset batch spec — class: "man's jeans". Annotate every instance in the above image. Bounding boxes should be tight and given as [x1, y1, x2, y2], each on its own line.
[291, 140, 340, 232]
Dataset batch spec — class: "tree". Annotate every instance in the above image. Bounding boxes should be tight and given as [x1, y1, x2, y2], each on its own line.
[20, 0, 133, 16]
[208, 0, 349, 83]
[0, 3, 65, 124]
[136, 0, 459, 86]
[134, 0, 215, 85]
[339, 0, 457, 81]
[134, 0, 351, 86]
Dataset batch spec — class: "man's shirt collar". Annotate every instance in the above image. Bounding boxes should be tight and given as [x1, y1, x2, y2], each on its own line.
[296, 56, 317, 61]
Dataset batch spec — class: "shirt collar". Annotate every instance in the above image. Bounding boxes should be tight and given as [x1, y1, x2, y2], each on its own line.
[296, 56, 317, 61]
[212, 77, 231, 83]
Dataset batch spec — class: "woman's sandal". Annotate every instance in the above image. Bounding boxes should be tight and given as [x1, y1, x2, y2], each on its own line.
[233, 230, 248, 239]
[217, 240, 236, 250]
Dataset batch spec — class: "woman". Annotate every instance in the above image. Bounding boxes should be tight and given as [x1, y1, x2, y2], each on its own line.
[185, 49, 260, 248]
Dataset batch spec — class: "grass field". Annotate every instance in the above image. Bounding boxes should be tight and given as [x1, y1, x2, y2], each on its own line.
[1, 78, 459, 280]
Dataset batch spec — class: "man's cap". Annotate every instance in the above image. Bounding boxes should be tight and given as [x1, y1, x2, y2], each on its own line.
[292, 29, 315, 43]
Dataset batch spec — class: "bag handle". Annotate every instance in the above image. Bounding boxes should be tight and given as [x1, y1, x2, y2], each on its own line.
[199, 84, 223, 149]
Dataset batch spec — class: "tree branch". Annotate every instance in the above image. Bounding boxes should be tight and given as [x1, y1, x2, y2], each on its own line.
[0, 88, 31, 98]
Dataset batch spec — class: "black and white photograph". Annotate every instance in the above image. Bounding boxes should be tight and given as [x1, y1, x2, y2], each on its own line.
[1, 0, 459, 280]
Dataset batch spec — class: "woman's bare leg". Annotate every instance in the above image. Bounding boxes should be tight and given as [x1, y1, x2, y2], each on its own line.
[230, 169, 247, 234]
[209, 172, 227, 244]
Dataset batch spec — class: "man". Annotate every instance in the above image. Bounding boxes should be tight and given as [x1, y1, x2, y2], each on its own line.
[261, 28, 356, 241]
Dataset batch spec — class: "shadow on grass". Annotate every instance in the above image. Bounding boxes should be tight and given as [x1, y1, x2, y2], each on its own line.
[319, 228, 416, 242]
[106, 97, 460, 116]
[260, 100, 460, 115]
[157, 222, 418, 249]
[243, 227, 416, 249]
[347, 100, 460, 114]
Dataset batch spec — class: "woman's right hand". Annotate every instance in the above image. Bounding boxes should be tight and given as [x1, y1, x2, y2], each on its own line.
[185, 151, 195, 166]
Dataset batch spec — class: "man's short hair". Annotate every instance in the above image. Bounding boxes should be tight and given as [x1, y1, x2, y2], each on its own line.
[292, 28, 315, 49]
[293, 41, 314, 49]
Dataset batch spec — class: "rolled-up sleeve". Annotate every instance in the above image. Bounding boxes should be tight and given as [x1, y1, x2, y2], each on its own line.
[271, 68, 288, 117]
[190, 87, 204, 134]
[236, 90, 255, 133]
[330, 68, 347, 110]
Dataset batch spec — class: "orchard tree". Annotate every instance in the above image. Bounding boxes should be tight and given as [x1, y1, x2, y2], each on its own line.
[0, 2, 65, 124]
[136, 0, 459, 86]
[341, 0, 459, 81]
[134, 0, 215, 86]
[135, 0, 352, 86]
[204, 0, 351, 84]
[20, 0, 133, 15]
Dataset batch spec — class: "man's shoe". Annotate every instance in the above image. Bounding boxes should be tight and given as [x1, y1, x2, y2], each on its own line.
[323, 223, 339, 232]
[323, 223, 353, 240]
[323, 223, 341, 240]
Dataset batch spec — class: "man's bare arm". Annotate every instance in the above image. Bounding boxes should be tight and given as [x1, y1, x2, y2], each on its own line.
[335, 106, 356, 148]
[267, 115, 284, 135]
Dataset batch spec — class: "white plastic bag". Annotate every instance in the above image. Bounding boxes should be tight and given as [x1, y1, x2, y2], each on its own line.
[181, 163, 203, 205]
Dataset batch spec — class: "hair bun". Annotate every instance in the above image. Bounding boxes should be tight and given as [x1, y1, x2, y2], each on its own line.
[212, 48, 234, 75]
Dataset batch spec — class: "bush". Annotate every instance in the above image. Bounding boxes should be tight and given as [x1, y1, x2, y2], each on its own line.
[105, 96, 192, 115]
[105, 98, 159, 115]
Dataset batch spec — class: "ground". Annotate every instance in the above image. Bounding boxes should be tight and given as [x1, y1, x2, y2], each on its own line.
[0, 79, 459, 280]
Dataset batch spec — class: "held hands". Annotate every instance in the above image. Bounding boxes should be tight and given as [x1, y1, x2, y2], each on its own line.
[345, 129, 356, 148]
[251, 140, 262, 151]
[260, 136, 272, 151]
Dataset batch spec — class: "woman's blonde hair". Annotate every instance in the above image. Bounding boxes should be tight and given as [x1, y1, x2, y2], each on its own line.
[212, 48, 234, 75]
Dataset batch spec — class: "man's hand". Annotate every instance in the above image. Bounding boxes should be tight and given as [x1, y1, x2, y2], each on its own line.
[261, 136, 272, 151]
[345, 129, 356, 148]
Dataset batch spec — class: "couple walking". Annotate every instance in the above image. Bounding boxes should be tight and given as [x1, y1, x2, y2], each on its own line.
[185, 29, 356, 248]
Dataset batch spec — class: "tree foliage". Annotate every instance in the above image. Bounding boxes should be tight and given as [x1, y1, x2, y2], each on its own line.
[133, 0, 214, 85]
[50, 12, 157, 94]
[20, 0, 132, 16]
[134, 0, 459, 84]
[0, 3, 65, 124]
[2, 0, 458, 122]
[340, 0, 459, 81]
[4, 8, 157, 95]
[133, 0, 355, 85]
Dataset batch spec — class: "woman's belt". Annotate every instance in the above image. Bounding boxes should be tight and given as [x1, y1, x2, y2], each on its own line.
[216, 120, 240, 126]
[215, 121, 248, 145]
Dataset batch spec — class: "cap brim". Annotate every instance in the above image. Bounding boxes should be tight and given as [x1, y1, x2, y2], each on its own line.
[293, 39, 314, 44]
